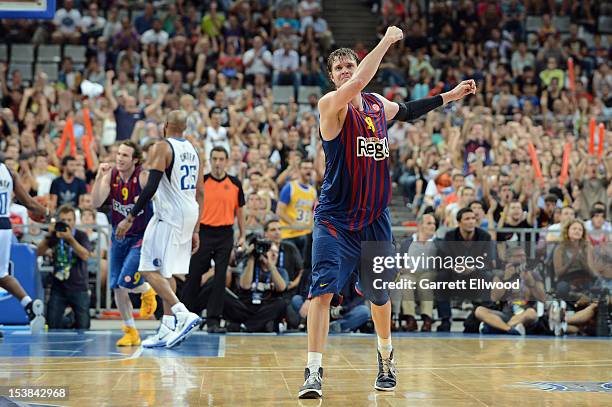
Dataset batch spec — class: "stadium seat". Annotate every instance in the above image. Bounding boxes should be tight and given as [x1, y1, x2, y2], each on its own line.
[10, 62, 33, 82]
[37, 45, 61, 63]
[35, 63, 59, 82]
[0, 44, 7, 63]
[298, 86, 321, 104]
[525, 16, 542, 33]
[10, 44, 35, 63]
[64, 45, 87, 64]
[599, 16, 612, 34]
[272, 86, 294, 104]
[552, 16, 570, 33]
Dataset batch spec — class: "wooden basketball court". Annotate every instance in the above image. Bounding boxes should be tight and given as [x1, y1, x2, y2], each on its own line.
[0, 330, 610, 406]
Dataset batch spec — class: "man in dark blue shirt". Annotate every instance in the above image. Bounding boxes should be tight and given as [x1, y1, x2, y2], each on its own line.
[104, 71, 167, 140]
[49, 156, 88, 211]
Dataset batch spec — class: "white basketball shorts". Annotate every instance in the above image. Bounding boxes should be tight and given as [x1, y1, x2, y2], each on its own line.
[0, 229, 12, 279]
[139, 217, 192, 278]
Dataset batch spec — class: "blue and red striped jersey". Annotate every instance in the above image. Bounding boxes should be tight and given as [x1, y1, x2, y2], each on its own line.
[109, 165, 151, 236]
[315, 93, 392, 231]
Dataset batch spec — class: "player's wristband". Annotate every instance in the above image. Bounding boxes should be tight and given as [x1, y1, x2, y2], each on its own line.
[129, 169, 163, 217]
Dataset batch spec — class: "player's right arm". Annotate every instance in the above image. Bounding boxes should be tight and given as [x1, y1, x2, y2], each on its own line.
[319, 26, 403, 141]
[115, 141, 171, 238]
[91, 163, 112, 209]
[9, 168, 49, 219]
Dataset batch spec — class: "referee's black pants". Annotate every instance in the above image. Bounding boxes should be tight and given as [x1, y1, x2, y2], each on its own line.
[183, 225, 234, 319]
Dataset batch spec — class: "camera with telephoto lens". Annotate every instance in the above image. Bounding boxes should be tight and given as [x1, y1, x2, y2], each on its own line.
[253, 237, 272, 257]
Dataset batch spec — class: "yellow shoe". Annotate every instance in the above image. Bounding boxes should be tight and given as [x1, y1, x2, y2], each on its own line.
[140, 287, 158, 319]
[116, 325, 141, 347]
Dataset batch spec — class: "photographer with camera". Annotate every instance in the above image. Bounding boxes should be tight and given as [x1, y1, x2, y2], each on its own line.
[36, 204, 92, 329]
[474, 245, 545, 335]
[223, 239, 288, 332]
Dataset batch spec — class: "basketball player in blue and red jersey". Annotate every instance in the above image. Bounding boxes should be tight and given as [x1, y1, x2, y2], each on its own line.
[298, 26, 477, 398]
[91, 141, 157, 347]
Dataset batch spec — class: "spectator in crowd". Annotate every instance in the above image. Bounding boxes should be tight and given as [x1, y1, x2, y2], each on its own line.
[228, 242, 287, 332]
[276, 159, 316, 262]
[586, 205, 611, 246]
[52, 0, 82, 44]
[393, 214, 437, 332]
[242, 36, 274, 83]
[134, 2, 156, 35]
[545, 206, 576, 243]
[37, 205, 91, 329]
[574, 157, 611, 220]
[31, 152, 58, 197]
[475, 245, 545, 335]
[553, 219, 602, 335]
[80, 2, 106, 40]
[49, 156, 88, 211]
[273, 40, 301, 96]
[437, 208, 494, 331]
[263, 219, 304, 299]
[141, 18, 169, 48]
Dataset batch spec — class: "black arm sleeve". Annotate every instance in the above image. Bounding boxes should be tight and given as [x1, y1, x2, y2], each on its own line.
[393, 95, 443, 122]
[129, 169, 163, 217]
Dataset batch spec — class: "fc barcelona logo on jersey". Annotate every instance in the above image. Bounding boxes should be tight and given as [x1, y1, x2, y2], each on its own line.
[372, 104, 380, 112]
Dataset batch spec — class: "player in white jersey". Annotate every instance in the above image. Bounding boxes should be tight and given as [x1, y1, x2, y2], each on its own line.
[116, 110, 204, 348]
[0, 161, 49, 335]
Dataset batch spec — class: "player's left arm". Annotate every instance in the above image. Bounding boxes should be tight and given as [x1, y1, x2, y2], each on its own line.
[116, 141, 171, 238]
[9, 168, 49, 219]
[375, 79, 477, 122]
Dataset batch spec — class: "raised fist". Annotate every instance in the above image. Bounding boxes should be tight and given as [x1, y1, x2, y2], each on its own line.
[97, 163, 112, 177]
[384, 26, 403, 44]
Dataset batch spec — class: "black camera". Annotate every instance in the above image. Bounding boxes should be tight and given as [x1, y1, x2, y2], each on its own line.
[253, 237, 272, 257]
[55, 221, 69, 233]
[234, 233, 273, 265]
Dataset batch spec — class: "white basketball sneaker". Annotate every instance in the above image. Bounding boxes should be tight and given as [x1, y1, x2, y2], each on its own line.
[165, 312, 201, 348]
[26, 299, 45, 334]
[142, 323, 173, 348]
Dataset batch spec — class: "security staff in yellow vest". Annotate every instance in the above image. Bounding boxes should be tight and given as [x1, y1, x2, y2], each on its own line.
[276, 159, 317, 265]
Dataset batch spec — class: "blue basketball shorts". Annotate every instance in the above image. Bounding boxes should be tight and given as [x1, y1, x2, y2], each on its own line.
[309, 208, 393, 306]
[110, 233, 144, 290]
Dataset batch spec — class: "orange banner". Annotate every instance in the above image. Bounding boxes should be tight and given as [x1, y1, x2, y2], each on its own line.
[598, 123, 605, 159]
[559, 142, 571, 186]
[82, 108, 95, 169]
[56, 117, 76, 158]
[528, 143, 543, 185]
[568, 57, 575, 94]
[589, 117, 596, 154]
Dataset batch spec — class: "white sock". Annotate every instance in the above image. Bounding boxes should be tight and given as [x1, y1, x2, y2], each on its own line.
[21, 296, 32, 307]
[162, 315, 176, 330]
[171, 302, 188, 314]
[307, 352, 322, 373]
[377, 336, 392, 359]
[124, 318, 135, 328]
[130, 283, 151, 294]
